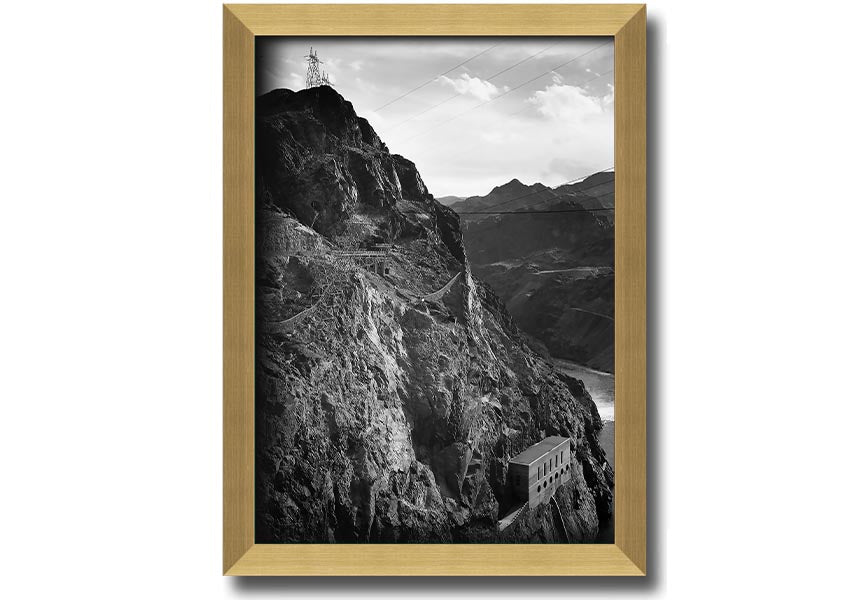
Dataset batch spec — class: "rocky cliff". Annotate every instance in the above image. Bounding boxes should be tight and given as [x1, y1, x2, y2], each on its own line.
[254, 85, 613, 543]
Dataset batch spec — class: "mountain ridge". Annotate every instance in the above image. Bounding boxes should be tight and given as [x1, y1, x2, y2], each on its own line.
[451, 171, 614, 220]
[435, 195, 466, 206]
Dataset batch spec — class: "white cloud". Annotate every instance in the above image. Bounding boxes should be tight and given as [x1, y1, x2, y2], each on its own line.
[396, 100, 613, 196]
[481, 131, 506, 144]
[529, 84, 604, 122]
[349, 60, 364, 72]
[287, 71, 302, 89]
[353, 77, 381, 95]
[437, 74, 505, 101]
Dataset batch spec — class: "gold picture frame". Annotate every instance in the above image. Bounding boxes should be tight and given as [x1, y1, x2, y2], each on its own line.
[224, 3, 645, 576]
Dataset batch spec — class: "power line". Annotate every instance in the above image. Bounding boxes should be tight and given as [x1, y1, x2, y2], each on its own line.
[456, 167, 614, 214]
[486, 177, 615, 214]
[407, 176, 616, 254]
[454, 184, 615, 243]
[454, 189, 615, 239]
[398, 168, 615, 223]
[456, 185, 613, 218]
[372, 43, 501, 112]
[458, 207, 613, 215]
[386, 43, 561, 131]
[431, 69, 614, 167]
[561, 168, 615, 186]
[485, 44, 558, 81]
[397, 41, 613, 144]
[426, 194, 614, 247]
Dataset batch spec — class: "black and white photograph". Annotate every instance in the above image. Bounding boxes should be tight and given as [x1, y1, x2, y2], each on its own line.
[254, 37, 616, 544]
[11, 0, 850, 593]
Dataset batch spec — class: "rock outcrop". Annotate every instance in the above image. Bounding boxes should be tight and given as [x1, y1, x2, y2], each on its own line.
[254, 85, 613, 543]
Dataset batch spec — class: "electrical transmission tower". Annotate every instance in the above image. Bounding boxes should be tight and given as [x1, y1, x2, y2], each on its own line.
[305, 47, 333, 88]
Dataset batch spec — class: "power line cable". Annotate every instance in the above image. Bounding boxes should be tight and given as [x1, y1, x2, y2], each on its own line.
[454, 167, 614, 214]
[478, 178, 615, 215]
[397, 41, 613, 144]
[386, 43, 560, 131]
[398, 167, 615, 235]
[459, 207, 613, 215]
[462, 178, 615, 215]
[463, 211, 604, 241]
[453, 189, 615, 238]
[506, 69, 614, 118]
[457, 180, 616, 239]
[431, 69, 614, 167]
[372, 43, 501, 112]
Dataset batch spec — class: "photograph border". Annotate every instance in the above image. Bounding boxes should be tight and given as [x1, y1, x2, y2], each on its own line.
[224, 3, 646, 576]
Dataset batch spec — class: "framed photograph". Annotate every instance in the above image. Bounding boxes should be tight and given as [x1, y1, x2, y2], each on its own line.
[224, 3, 645, 576]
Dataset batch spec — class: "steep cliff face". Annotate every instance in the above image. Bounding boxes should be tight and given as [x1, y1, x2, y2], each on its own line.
[255, 86, 613, 543]
[474, 261, 615, 372]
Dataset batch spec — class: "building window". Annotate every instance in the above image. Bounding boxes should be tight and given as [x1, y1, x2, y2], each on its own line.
[544, 463, 547, 476]
[543, 481, 547, 489]
[537, 485, 541, 493]
[538, 466, 542, 480]
[561, 450, 564, 463]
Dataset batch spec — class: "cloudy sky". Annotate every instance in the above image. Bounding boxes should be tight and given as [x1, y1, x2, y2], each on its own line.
[257, 37, 613, 198]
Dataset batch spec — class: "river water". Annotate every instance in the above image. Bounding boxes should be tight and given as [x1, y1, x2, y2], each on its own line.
[552, 358, 615, 543]
[553, 359, 614, 422]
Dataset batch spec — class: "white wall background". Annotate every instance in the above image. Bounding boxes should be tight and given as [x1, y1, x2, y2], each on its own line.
[1, 0, 848, 597]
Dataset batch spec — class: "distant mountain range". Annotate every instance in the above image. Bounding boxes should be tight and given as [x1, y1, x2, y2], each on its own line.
[459, 171, 615, 372]
[451, 179, 556, 214]
[453, 172, 614, 223]
[435, 195, 466, 206]
[554, 171, 614, 214]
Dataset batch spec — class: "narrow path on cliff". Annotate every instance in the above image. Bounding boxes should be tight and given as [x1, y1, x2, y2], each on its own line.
[497, 501, 528, 532]
[268, 303, 318, 333]
[421, 271, 461, 302]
